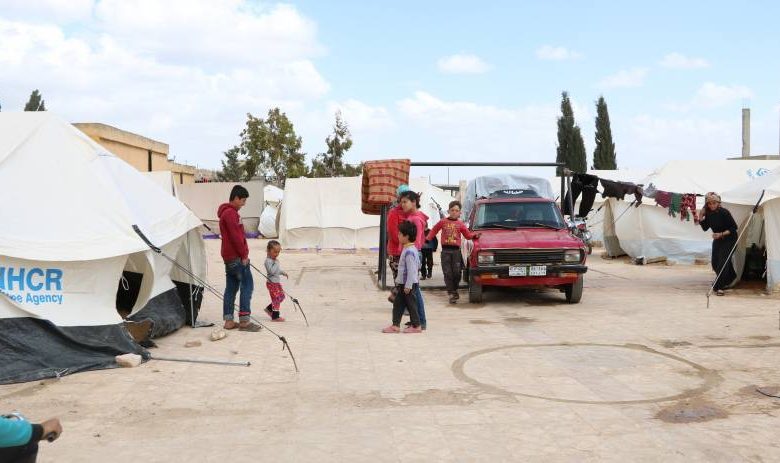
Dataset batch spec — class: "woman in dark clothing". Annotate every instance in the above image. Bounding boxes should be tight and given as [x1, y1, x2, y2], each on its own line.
[699, 192, 738, 295]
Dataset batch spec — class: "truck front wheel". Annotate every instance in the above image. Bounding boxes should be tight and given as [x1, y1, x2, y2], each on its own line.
[564, 275, 584, 304]
[468, 274, 483, 303]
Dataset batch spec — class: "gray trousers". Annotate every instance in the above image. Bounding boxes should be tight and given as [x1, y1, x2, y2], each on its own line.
[441, 247, 462, 293]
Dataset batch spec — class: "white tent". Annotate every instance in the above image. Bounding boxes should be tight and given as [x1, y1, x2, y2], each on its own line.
[604, 160, 779, 262]
[279, 176, 453, 249]
[143, 171, 179, 197]
[177, 181, 265, 234]
[259, 185, 284, 238]
[722, 168, 780, 291]
[0, 113, 205, 384]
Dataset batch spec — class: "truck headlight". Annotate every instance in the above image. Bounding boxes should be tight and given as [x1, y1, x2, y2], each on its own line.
[478, 252, 494, 265]
[564, 250, 582, 263]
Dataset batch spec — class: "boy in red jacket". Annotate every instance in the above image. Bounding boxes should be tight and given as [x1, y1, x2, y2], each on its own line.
[218, 185, 261, 331]
[427, 200, 479, 304]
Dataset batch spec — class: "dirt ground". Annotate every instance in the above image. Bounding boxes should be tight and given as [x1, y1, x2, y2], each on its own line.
[3, 239, 780, 462]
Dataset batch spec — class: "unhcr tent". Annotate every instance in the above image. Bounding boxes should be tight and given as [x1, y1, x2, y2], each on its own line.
[279, 176, 453, 249]
[722, 168, 780, 292]
[143, 171, 180, 196]
[604, 160, 779, 262]
[0, 113, 206, 384]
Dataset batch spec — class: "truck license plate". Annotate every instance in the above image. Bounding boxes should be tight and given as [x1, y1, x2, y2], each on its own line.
[529, 265, 547, 276]
[509, 265, 527, 276]
[509, 265, 547, 277]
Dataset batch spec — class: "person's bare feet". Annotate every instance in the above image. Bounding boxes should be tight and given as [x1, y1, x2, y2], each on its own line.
[223, 320, 238, 330]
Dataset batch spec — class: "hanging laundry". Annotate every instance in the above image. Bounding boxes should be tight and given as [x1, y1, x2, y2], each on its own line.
[654, 190, 672, 208]
[680, 194, 697, 222]
[643, 183, 658, 199]
[563, 173, 600, 217]
[668, 193, 682, 218]
[601, 179, 643, 207]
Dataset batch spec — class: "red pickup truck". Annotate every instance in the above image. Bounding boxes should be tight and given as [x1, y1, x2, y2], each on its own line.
[463, 189, 588, 303]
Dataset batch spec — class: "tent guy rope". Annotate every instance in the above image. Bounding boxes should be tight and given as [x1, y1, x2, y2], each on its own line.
[132, 225, 299, 372]
[200, 223, 309, 327]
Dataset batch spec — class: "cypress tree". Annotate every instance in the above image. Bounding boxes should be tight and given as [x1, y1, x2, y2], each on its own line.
[24, 90, 46, 111]
[593, 96, 617, 170]
[555, 92, 587, 175]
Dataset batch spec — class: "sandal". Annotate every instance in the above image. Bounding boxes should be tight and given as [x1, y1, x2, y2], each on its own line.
[715, 290, 725, 296]
[238, 322, 262, 332]
[223, 320, 239, 330]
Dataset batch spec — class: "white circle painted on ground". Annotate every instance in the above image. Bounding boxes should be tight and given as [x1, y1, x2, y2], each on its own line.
[455, 344, 720, 404]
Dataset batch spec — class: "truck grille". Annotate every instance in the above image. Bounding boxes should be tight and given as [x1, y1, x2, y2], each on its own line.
[493, 249, 565, 265]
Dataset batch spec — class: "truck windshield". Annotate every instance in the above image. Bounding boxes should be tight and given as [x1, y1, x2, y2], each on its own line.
[474, 202, 565, 230]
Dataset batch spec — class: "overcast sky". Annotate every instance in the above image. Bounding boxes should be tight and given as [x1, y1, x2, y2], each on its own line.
[1, 0, 779, 183]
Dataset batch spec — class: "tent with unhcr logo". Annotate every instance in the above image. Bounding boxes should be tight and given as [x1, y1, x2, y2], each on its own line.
[0, 113, 207, 384]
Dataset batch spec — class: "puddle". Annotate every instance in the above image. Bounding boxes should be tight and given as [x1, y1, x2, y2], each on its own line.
[470, 320, 497, 325]
[656, 399, 728, 423]
[749, 335, 772, 341]
[503, 317, 535, 324]
[660, 340, 692, 348]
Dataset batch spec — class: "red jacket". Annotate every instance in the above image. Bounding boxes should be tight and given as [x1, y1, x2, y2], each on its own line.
[218, 203, 249, 262]
[387, 206, 429, 255]
[406, 210, 429, 250]
[386, 205, 404, 257]
[427, 217, 475, 247]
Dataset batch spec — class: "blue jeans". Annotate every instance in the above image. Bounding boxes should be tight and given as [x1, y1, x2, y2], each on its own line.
[415, 285, 426, 326]
[223, 260, 253, 321]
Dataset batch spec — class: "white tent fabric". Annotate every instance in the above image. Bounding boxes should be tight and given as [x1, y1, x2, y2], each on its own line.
[0, 113, 203, 327]
[143, 171, 179, 196]
[259, 185, 284, 238]
[259, 204, 280, 238]
[0, 114, 202, 262]
[279, 176, 454, 249]
[177, 181, 265, 233]
[722, 167, 780, 291]
[607, 160, 779, 263]
[264, 185, 284, 205]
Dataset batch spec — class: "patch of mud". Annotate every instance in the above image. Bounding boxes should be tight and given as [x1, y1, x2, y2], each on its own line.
[749, 335, 772, 341]
[656, 399, 728, 423]
[660, 340, 692, 348]
[740, 384, 780, 399]
[503, 317, 535, 324]
[345, 389, 479, 408]
[705, 336, 727, 341]
[469, 320, 497, 325]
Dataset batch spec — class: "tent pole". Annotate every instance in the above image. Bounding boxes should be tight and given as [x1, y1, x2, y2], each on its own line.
[187, 230, 196, 327]
[379, 204, 388, 290]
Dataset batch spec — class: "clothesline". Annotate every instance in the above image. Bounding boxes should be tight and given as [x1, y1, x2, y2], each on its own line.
[565, 173, 708, 226]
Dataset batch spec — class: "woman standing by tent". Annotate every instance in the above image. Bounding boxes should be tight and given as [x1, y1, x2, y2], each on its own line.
[699, 192, 738, 296]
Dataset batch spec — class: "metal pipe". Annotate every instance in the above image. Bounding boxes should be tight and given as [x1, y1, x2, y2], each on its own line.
[151, 355, 251, 367]
[411, 162, 563, 167]
[378, 204, 389, 290]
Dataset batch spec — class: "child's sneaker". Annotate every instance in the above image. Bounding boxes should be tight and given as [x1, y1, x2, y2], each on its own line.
[402, 325, 422, 333]
[382, 325, 400, 333]
[271, 316, 285, 322]
[264, 305, 274, 319]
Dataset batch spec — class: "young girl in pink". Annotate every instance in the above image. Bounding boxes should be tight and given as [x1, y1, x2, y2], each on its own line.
[264, 240, 288, 322]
